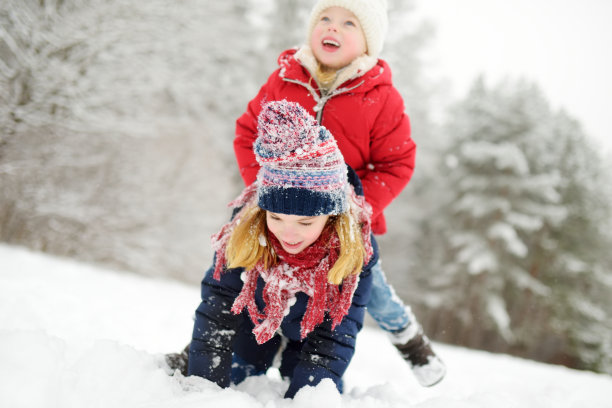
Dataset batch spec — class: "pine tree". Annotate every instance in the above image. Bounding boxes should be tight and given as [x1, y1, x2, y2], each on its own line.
[432, 78, 566, 345]
[537, 112, 612, 373]
[417, 77, 612, 375]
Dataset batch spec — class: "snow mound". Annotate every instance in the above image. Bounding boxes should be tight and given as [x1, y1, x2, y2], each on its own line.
[1, 244, 611, 407]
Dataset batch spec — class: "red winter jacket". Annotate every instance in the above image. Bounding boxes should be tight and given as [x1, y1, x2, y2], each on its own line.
[235, 48, 416, 234]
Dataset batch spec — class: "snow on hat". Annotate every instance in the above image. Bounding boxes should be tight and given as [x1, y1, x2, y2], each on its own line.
[307, 0, 389, 59]
[254, 100, 348, 216]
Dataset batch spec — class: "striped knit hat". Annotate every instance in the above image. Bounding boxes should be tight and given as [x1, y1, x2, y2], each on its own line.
[254, 100, 348, 216]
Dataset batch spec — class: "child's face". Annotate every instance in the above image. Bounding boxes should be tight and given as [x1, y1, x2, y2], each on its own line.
[310, 6, 367, 70]
[266, 211, 330, 254]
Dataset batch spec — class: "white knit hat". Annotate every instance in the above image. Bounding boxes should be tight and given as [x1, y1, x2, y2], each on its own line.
[307, 0, 389, 59]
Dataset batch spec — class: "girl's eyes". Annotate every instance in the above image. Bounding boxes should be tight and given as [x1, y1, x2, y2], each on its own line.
[268, 215, 311, 226]
[319, 16, 357, 28]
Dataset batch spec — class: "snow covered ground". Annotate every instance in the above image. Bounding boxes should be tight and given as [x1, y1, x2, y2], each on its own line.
[1, 244, 610, 407]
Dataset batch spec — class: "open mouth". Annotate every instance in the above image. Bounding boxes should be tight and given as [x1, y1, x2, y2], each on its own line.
[322, 38, 340, 50]
[283, 240, 302, 250]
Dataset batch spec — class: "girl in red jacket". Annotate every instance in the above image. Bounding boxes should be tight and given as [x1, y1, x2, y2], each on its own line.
[233, 0, 445, 386]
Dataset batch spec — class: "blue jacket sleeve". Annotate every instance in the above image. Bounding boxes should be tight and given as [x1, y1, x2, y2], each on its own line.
[188, 264, 244, 387]
[284, 238, 378, 398]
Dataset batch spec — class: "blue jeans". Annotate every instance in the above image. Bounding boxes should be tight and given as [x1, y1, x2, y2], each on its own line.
[366, 260, 411, 332]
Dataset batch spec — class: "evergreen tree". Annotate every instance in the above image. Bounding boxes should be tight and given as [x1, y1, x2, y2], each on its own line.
[538, 112, 612, 373]
[417, 77, 612, 374]
[436, 77, 566, 344]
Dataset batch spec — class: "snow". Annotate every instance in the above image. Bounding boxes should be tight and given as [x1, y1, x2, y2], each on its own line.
[1, 244, 611, 407]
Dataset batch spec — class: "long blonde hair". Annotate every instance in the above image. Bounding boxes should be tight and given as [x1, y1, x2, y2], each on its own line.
[226, 205, 366, 285]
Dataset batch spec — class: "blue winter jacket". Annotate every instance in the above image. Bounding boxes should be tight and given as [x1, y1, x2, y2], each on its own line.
[188, 168, 378, 398]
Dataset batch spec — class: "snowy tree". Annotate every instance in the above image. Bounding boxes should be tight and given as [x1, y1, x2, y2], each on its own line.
[413, 77, 612, 374]
[0, 0, 266, 281]
[438, 78, 567, 342]
[537, 112, 612, 373]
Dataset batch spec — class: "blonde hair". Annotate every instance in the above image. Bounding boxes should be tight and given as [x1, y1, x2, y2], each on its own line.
[226, 205, 366, 285]
[315, 64, 338, 89]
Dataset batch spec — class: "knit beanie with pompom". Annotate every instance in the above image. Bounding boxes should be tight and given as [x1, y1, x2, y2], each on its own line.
[306, 0, 389, 59]
[254, 100, 348, 216]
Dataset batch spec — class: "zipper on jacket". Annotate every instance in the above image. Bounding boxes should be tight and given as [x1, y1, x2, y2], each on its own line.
[282, 77, 364, 124]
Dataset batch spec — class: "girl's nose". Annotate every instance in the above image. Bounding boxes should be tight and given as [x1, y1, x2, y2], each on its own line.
[280, 227, 298, 241]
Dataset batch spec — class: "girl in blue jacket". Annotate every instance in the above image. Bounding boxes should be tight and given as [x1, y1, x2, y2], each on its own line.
[187, 101, 376, 398]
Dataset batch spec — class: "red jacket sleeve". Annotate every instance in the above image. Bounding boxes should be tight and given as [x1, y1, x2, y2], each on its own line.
[358, 86, 416, 233]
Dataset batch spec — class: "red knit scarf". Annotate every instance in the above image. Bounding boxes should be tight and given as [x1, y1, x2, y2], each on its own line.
[211, 183, 373, 344]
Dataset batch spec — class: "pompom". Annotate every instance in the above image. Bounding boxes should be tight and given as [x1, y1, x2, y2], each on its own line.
[255, 100, 322, 162]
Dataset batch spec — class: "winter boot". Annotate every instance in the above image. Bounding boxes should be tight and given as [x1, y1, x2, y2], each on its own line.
[164, 344, 190, 376]
[389, 324, 446, 387]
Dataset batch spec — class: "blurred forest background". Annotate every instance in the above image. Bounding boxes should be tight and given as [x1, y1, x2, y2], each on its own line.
[2, 0, 611, 375]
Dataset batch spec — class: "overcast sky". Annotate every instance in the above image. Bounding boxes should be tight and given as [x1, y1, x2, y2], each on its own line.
[413, 0, 612, 153]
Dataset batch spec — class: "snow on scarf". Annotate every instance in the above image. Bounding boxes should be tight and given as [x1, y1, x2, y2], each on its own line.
[211, 183, 373, 344]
